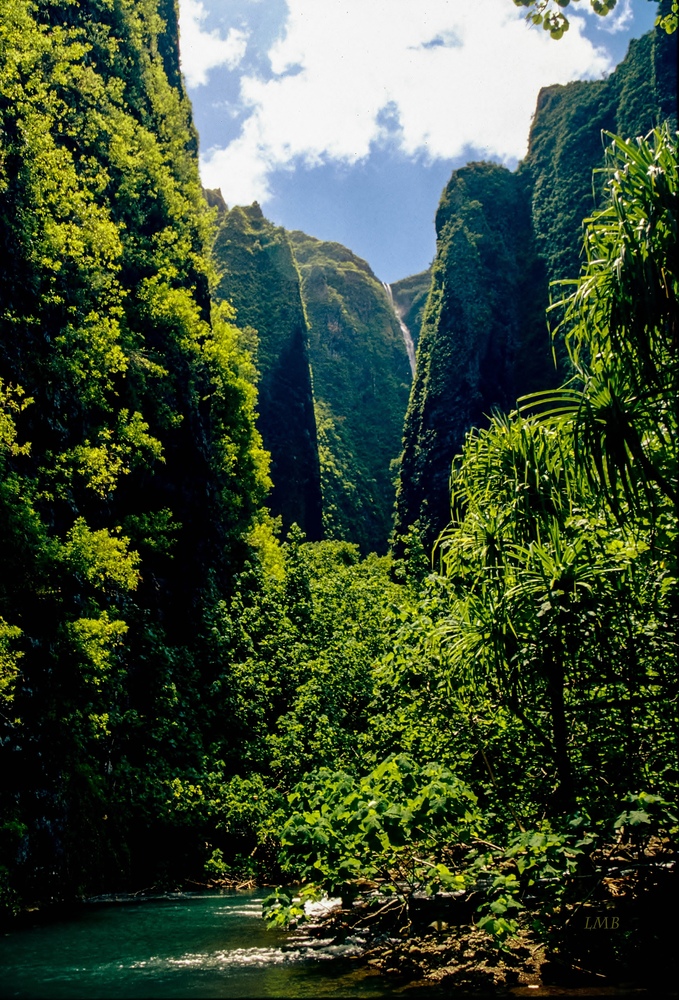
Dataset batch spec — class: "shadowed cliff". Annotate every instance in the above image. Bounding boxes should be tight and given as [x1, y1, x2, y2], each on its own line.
[289, 232, 412, 554]
[210, 197, 323, 541]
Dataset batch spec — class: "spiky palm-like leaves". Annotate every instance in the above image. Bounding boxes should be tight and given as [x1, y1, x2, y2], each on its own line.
[539, 128, 678, 520]
[437, 128, 678, 811]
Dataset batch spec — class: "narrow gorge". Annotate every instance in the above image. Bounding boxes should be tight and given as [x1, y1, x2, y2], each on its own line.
[0, 1, 676, 996]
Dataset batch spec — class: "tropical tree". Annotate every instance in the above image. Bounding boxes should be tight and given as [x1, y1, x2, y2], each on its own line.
[536, 128, 678, 543]
[437, 127, 678, 812]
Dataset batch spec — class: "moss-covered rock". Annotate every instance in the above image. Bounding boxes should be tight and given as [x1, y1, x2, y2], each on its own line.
[521, 29, 677, 289]
[394, 165, 550, 553]
[289, 232, 412, 554]
[211, 198, 323, 540]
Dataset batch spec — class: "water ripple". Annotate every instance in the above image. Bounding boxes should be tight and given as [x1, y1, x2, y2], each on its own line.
[130, 947, 304, 970]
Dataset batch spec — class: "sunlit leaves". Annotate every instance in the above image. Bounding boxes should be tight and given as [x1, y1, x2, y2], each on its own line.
[279, 754, 482, 897]
[0, 618, 22, 711]
[0, 382, 31, 458]
[66, 613, 128, 690]
[656, 1, 678, 33]
[514, 0, 677, 40]
[62, 518, 140, 592]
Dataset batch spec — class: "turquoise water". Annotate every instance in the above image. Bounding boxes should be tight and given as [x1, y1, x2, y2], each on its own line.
[0, 891, 434, 998]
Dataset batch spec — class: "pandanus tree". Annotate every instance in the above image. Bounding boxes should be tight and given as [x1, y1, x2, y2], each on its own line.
[437, 127, 678, 812]
[529, 128, 677, 553]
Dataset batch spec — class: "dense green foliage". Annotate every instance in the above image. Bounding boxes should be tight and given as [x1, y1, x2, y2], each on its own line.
[210, 197, 323, 540]
[395, 23, 676, 551]
[0, 0, 411, 911]
[0, 0, 269, 906]
[274, 756, 480, 907]
[289, 231, 412, 554]
[141, 533, 414, 884]
[160, 128, 678, 982]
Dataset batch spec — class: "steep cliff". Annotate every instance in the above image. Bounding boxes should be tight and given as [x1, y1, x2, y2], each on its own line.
[521, 28, 677, 288]
[394, 165, 550, 552]
[210, 198, 323, 540]
[289, 232, 412, 554]
[394, 24, 677, 553]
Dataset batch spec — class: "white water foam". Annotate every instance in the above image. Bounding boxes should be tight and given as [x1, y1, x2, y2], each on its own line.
[303, 896, 342, 919]
[214, 904, 264, 918]
[131, 947, 305, 970]
[129, 932, 369, 973]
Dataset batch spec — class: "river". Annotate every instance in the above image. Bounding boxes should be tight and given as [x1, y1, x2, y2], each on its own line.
[0, 890, 441, 999]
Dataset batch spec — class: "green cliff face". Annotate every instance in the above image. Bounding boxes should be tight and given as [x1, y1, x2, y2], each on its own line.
[521, 28, 677, 288]
[394, 24, 677, 553]
[394, 165, 550, 552]
[0, 0, 268, 898]
[289, 232, 412, 554]
[210, 197, 323, 541]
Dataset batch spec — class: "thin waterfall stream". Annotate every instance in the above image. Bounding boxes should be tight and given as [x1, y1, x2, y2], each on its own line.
[383, 282, 416, 376]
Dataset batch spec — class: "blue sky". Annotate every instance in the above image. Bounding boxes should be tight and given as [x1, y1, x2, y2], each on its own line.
[179, 0, 659, 283]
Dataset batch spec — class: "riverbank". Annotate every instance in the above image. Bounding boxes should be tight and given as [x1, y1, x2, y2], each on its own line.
[283, 882, 677, 998]
[290, 899, 545, 994]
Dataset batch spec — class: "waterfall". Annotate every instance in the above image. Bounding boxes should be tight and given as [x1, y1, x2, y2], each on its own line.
[383, 282, 416, 377]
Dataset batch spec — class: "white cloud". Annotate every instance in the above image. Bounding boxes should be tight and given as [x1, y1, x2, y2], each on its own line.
[591, 0, 634, 34]
[198, 0, 613, 205]
[178, 0, 248, 88]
